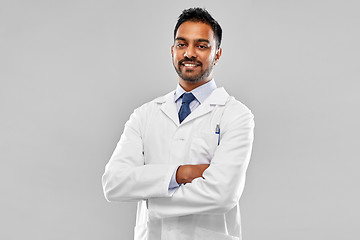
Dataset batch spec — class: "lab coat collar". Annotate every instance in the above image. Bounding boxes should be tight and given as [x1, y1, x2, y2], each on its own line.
[156, 87, 230, 126]
[205, 87, 230, 106]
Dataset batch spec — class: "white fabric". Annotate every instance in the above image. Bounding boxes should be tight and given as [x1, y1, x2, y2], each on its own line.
[102, 87, 255, 240]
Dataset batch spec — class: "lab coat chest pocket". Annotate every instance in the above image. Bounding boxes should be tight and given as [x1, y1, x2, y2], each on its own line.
[189, 131, 218, 164]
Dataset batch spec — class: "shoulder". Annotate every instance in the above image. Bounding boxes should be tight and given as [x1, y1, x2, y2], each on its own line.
[211, 87, 253, 115]
[222, 92, 254, 128]
[226, 96, 253, 115]
[125, 91, 173, 131]
[132, 90, 174, 116]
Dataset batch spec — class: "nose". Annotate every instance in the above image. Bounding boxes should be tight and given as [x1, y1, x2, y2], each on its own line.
[184, 45, 197, 58]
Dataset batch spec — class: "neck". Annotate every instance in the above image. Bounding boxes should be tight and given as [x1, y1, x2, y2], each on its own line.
[179, 78, 212, 92]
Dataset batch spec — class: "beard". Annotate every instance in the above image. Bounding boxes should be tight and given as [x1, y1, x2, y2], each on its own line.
[173, 57, 215, 82]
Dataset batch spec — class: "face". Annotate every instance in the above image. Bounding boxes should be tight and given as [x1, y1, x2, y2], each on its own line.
[172, 21, 221, 83]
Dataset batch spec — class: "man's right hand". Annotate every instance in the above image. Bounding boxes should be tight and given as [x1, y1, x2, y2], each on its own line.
[176, 164, 210, 184]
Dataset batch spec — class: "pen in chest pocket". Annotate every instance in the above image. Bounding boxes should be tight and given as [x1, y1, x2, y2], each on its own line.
[215, 124, 220, 145]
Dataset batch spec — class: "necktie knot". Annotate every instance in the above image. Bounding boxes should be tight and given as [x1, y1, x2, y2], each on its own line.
[181, 92, 195, 104]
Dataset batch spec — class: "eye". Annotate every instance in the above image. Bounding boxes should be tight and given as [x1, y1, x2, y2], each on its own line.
[176, 43, 186, 48]
[198, 45, 208, 49]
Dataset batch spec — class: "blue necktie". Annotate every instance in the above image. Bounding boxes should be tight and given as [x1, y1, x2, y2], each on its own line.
[178, 92, 195, 123]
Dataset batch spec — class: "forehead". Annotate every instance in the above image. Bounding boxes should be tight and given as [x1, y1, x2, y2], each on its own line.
[175, 21, 215, 42]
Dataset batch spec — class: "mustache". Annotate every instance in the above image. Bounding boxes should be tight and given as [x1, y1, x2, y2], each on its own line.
[179, 58, 202, 66]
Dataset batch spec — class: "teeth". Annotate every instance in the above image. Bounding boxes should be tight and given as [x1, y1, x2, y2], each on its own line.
[184, 64, 197, 67]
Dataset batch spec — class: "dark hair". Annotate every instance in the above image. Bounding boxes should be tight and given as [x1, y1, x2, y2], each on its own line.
[174, 8, 222, 49]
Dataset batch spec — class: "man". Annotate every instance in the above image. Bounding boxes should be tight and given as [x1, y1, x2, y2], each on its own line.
[102, 8, 254, 240]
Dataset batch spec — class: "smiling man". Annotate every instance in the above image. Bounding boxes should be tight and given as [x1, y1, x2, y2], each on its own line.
[102, 8, 254, 240]
[172, 20, 221, 88]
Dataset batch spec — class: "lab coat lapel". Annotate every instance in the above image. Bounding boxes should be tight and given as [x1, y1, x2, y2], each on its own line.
[181, 87, 230, 125]
[181, 104, 213, 124]
[158, 91, 180, 127]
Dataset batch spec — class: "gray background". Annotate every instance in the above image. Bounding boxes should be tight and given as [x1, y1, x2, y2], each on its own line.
[1, 0, 359, 239]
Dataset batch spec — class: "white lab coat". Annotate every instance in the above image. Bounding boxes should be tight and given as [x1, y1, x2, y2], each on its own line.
[102, 87, 254, 240]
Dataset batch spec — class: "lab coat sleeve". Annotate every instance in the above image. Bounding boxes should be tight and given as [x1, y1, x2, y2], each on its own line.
[148, 102, 254, 219]
[102, 105, 178, 202]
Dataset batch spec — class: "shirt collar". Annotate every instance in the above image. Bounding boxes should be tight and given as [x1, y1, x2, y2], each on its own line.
[174, 79, 217, 103]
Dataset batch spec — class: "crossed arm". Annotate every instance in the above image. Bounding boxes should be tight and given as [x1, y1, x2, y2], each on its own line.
[176, 164, 209, 184]
[102, 103, 254, 219]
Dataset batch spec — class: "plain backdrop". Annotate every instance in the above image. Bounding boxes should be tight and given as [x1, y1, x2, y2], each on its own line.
[1, 0, 359, 239]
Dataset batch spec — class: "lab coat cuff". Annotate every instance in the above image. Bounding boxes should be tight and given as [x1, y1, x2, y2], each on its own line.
[168, 165, 181, 189]
[167, 165, 181, 196]
[163, 164, 180, 197]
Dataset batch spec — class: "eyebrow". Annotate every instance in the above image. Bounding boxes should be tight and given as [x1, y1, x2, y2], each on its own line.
[175, 37, 210, 44]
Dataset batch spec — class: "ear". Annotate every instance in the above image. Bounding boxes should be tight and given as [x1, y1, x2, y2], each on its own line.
[214, 47, 222, 65]
[171, 45, 174, 56]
